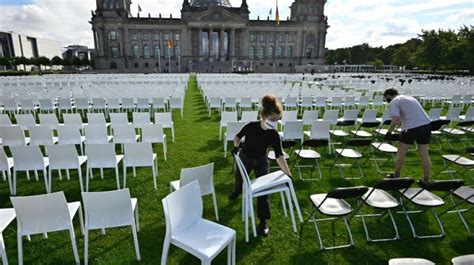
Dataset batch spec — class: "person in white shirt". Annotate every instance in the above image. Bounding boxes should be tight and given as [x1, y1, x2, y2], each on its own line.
[384, 88, 432, 182]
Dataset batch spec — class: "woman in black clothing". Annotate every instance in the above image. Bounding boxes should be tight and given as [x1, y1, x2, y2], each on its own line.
[229, 95, 293, 236]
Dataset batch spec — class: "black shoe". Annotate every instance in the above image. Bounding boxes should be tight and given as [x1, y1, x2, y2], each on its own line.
[228, 192, 239, 201]
[257, 223, 269, 237]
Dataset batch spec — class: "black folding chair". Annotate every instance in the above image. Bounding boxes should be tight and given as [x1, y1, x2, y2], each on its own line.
[292, 139, 328, 181]
[268, 140, 296, 170]
[399, 179, 464, 239]
[371, 133, 400, 174]
[330, 139, 372, 179]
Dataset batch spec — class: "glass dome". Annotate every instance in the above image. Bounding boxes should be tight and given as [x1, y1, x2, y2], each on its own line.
[190, 0, 232, 8]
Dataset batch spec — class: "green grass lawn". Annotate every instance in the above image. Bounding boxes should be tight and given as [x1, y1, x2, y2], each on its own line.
[0, 75, 472, 264]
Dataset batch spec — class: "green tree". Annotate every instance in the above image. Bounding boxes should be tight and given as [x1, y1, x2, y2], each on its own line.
[369, 59, 384, 68]
[415, 30, 443, 71]
[37, 56, 51, 67]
[392, 47, 410, 67]
[0, 57, 11, 67]
[81, 57, 91, 66]
[72, 56, 82, 68]
[51, 56, 63, 66]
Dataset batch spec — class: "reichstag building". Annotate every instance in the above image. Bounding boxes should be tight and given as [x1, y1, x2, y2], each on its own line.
[91, 0, 328, 72]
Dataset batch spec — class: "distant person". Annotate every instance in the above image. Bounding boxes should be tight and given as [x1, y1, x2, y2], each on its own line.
[384, 88, 432, 182]
[229, 95, 293, 236]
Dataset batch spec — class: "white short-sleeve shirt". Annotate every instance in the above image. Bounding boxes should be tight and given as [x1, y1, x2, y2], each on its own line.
[389, 95, 431, 130]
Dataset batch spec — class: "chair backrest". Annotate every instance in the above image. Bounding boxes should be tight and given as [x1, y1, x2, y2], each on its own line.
[1, 126, 27, 146]
[47, 144, 80, 169]
[302, 110, 318, 125]
[11, 145, 46, 170]
[154, 112, 173, 125]
[361, 109, 378, 123]
[322, 110, 339, 124]
[58, 125, 82, 144]
[141, 124, 164, 143]
[0, 147, 10, 170]
[123, 142, 154, 166]
[170, 97, 183, 108]
[221, 111, 238, 123]
[11, 191, 72, 235]
[133, 112, 150, 126]
[342, 109, 359, 121]
[87, 113, 106, 124]
[162, 181, 203, 236]
[446, 108, 462, 121]
[226, 122, 244, 140]
[82, 189, 134, 229]
[136, 98, 150, 108]
[58, 98, 72, 109]
[327, 186, 369, 199]
[63, 113, 83, 129]
[283, 121, 303, 140]
[0, 114, 12, 126]
[463, 107, 474, 121]
[39, 113, 60, 128]
[241, 111, 258, 123]
[16, 114, 36, 128]
[113, 124, 137, 143]
[309, 121, 331, 140]
[302, 139, 329, 148]
[281, 111, 298, 124]
[85, 124, 109, 144]
[110, 113, 129, 125]
[106, 98, 121, 109]
[92, 98, 106, 109]
[29, 125, 54, 145]
[179, 163, 214, 195]
[122, 98, 135, 109]
[152, 97, 167, 108]
[419, 179, 464, 192]
[234, 154, 252, 191]
[428, 108, 442, 121]
[372, 178, 415, 191]
[75, 98, 90, 109]
[85, 143, 117, 167]
[314, 96, 327, 107]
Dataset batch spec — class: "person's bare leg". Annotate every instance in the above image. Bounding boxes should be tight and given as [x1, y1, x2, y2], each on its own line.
[417, 144, 431, 182]
[394, 143, 410, 177]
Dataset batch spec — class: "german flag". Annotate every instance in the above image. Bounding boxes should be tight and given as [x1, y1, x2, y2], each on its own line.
[167, 39, 174, 49]
[275, 0, 280, 26]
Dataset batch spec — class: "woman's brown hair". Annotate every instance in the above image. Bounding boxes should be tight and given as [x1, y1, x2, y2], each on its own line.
[260, 95, 282, 119]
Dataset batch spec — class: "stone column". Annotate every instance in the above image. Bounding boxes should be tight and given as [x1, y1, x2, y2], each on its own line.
[230, 27, 236, 58]
[314, 30, 320, 58]
[208, 27, 213, 61]
[96, 27, 105, 57]
[241, 28, 250, 58]
[319, 30, 326, 57]
[220, 27, 226, 61]
[92, 29, 98, 53]
[198, 27, 203, 58]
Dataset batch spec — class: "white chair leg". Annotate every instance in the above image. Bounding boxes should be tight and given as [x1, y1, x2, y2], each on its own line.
[288, 181, 303, 222]
[86, 166, 90, 192]
[133, 167, 136, 177]
[100, 168, 104, 179]
[286, 190, 297, 233]
[78, 168, 84, 192]
[163, 139, 167, 161]
[131, 223, 141, 261]
[244, 192, 249, 242]
[0, 234, 8, 265]
[212, 190, 219, 222]
[13, 171, 17, 195]
[152, 163, 157, 190]
[34, 170, 38, 181]
[7, 170, 13, 195]
[249, 193, 257, 238]
[69, 227, 80, 265]
[160, 239, 170, 265]
[115, 167, 120, 190]
[123, 164, 127, 188]
[25, 170, 30, 181]
[171, 127, 175, 142]
[43, 169, 49, 193]
[84, 230, 89, 265]
[281, 191, 288, 217]
[17, 234, 23, 265]
[66, 169, 70, 180]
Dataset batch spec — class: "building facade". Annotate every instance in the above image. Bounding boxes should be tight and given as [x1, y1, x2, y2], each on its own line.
[91, 0, 328, 73]
[0, 31, 61, 59]
[62, 45, 96, 61]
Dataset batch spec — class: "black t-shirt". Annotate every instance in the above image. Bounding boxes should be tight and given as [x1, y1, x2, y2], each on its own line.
[236, 121, 284, 159]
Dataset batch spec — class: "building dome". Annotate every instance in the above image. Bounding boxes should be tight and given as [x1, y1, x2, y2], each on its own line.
[190, 0, 232, 8]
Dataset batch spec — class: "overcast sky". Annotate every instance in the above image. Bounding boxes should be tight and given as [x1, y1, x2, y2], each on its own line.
[0, 0, 472, 50]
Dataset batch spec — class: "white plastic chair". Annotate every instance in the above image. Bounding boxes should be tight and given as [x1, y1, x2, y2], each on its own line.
[123, 143, 158, 190]
[58, 98, 74, 114]
[224, 122, 245, 158]
[84, 124, 113, 144]
[11, 145, 49, 195]
[63, 113, 85, 131]
[121, 98, 135, 112]
[47, 144, 87, 192]
[106, 98, 122, 112]
[219, 111, 238, 140]
[113, 124, 139, 151]
[169, 97, 183, 118]
[85, 143, 123, 191]
[87, 113, 109, 128]
[152, 97, 168, 112]
[234, 154, 303, 242]
[82, 189, 140, 265]
[15, 114, 36, 131]
[240, 111, 258, 123]
[0, 208, 16, 265]
[10, 191, 83, 265]
[19, 99, 38, 116]
[39, 113, 60, 130]
[141, 124, 167, 160]
[280, 110, 298, 128]
[155, 112, 175, 142]
[208, 97, 222, 117]
[161, 181, 236, 265]
[28, 125, 58, 147]
[58, 125, 86, 155]
[301, 110, 318, 126]
[75, 98, 91, 115]
[136, 98, 150, 111]
[279, 121, 304, 144]
[39, 99, 57, 113]
[0, 114, 12, 126]
[110, 112, 131, 128]
[169, 163, 218, 221]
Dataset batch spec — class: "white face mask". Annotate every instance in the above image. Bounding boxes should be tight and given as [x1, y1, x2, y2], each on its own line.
[264, 120, 278, 130]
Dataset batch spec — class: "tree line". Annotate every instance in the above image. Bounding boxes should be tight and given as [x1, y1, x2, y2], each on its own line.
[325, 26, 473, 74]
[0, 55, 91, 70]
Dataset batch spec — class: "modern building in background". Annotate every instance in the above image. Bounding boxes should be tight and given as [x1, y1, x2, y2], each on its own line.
[90, 0, 328, 73]
[0, 31, 61, 59]
[62, 45, 97, 61]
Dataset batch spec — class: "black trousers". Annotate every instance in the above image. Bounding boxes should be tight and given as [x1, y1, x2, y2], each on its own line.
[234, 152, 271, 220]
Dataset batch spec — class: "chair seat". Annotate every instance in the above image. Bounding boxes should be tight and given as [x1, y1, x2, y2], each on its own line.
[170, 180, 180, 191]
[310, 194, 352, 216]
[375, 128, 389, 135]
[389, 258, 435, 265]
[331, 130, 349, 137]
[401, 188, 445, 207]
[452, 254, 474, 265]
[171, 219, 235, 260]
[295, 149, 321, 159]
[250, 170, 291, 194]
[362, 188, 399, 209]
[442, 128, 465, 135]
[460, 126, 474, 133]
[453, 186, 474, 204]
[268, 150, 289, 160]
[335, 148, 362, 158]
[372, 142, 397, 153]
[88, 155, 123, 168]
[0, 208, 16, 232]
[442, 155, 474, 166]
[351, 130, 373, 137]
[431, 130, 442, 135]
